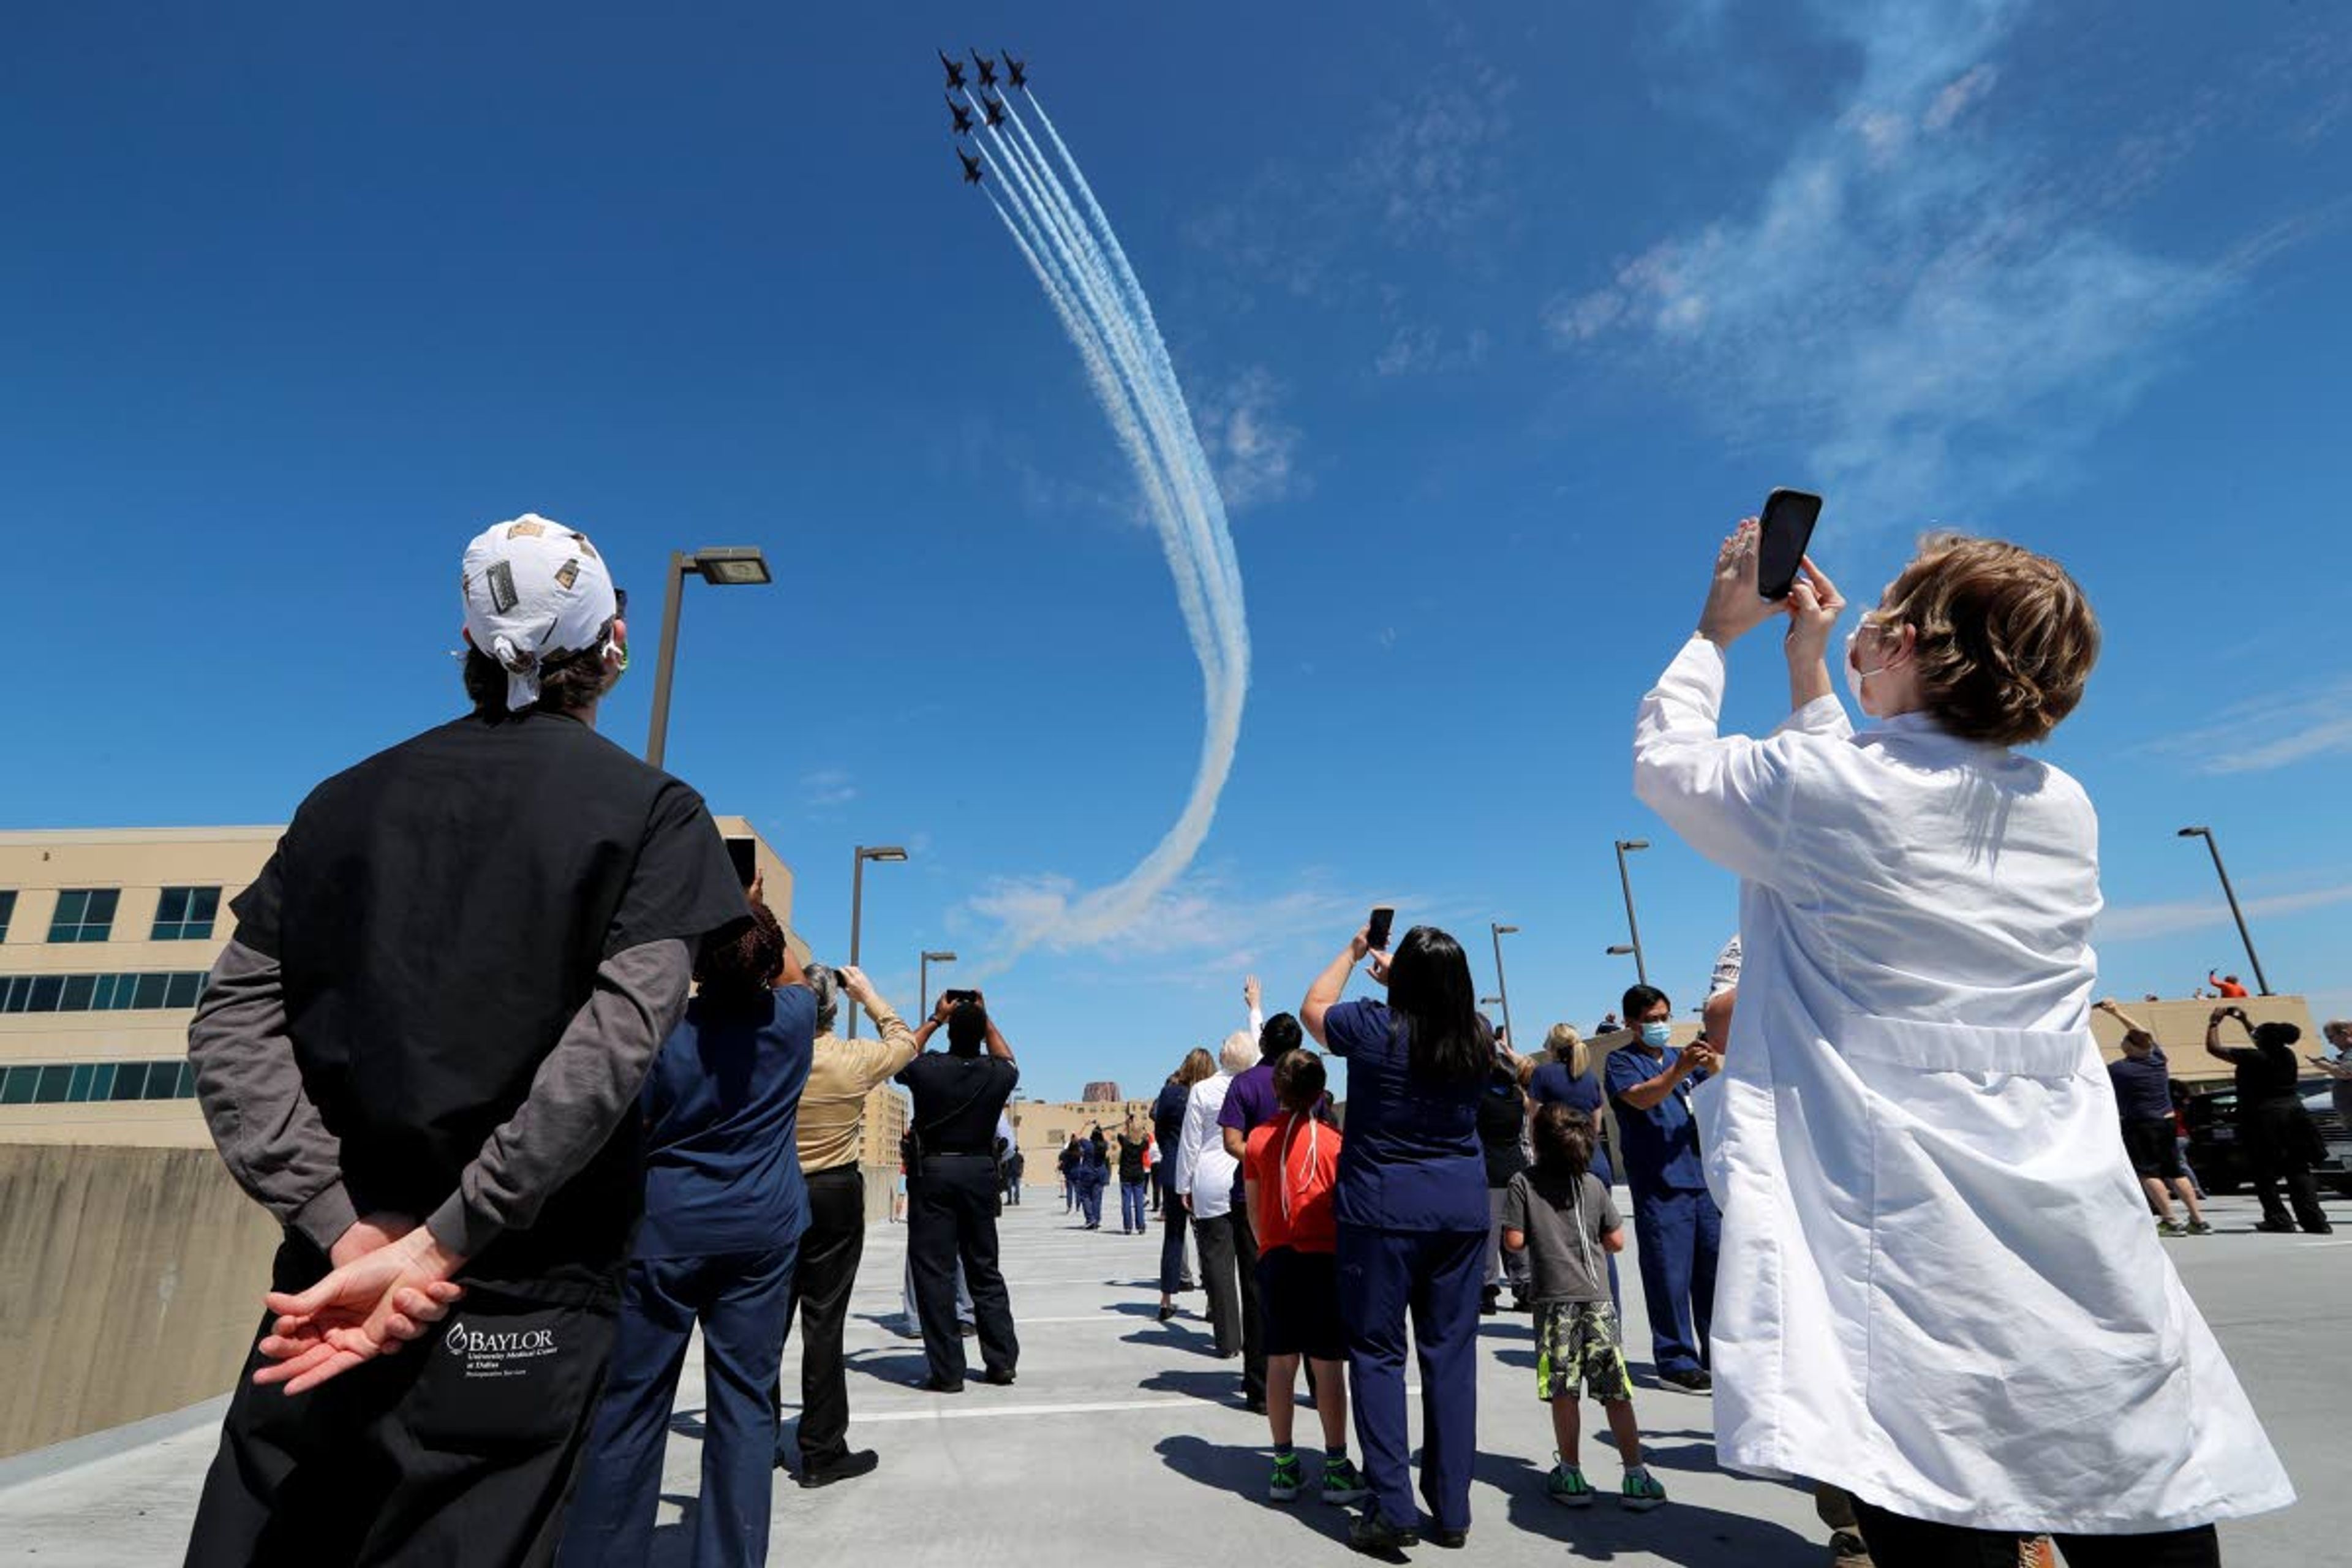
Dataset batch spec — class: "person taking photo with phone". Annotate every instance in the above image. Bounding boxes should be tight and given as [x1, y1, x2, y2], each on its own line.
[1630, 518, 2290, 1562]
[898, 992, 1020, 1391]
[2092, 999, 2211, 1237]
[2204, 1006, 2331, 1235]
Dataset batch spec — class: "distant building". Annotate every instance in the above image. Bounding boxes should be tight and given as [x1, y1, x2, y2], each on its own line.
[0, 818, 829, 1145]
[1080, 1080, 1123, 1103]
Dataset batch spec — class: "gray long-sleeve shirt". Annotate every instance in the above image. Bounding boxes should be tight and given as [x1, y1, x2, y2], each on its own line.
[189, 936, 692, 1259]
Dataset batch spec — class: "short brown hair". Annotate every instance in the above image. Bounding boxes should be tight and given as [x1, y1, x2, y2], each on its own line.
[1532, 1102, 1595, 1179]
[1876, 534, 2099, 747]
[1273, 1047, 1327, 1114]
[462, 639, 615, 719]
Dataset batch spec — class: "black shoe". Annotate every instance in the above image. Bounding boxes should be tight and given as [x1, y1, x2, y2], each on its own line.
[921, 1374, 965, 1393]
[1509, 1292, 1533, 1314]
[1479, 1286, 1499, 1316]
[2302, 1222, 2336, 1235]
[1348, 1512, 1419, 1557]
[797, 1449, 880, 1489]
[1658, 1368, 1713, 1394]
[1178, 1278, 1200, 1292]
[958, 1322, 978, 1337]
[1427, 1526, 1469, 1549]
[984, 1367, 1017, 1386]
[1157, 1303, 1176, 1322]
[2254, 1218, 2299, 1234]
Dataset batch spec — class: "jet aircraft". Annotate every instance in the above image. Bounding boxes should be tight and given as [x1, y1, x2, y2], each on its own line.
[980, 92, 1006, 128]
[959, 149, 985, 185]
[946, 95, 973, 135]
[1002, 53, 1028, 91]
[970, 49, 998, 89]
[939, 50, 967, 91]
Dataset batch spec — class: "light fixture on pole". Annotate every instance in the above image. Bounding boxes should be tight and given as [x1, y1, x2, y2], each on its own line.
[1612, 839, 1651, 987]
[644, 546, 774, 769]
[847, 845, 908, 1038]
[920, 950, 958, 1017]
[2176, 826, 2272, 995]
[1488, 922, 1520, 1052]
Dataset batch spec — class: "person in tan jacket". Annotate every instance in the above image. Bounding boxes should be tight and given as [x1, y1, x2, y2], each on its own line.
[779, 963, 919, 1487]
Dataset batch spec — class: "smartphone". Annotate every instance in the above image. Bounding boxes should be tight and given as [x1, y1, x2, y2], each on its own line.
[941, 989, 981, 1008]
[1366, 906, 1395, 952]
[1757, 488, 1823, 601]
[725, 837, 758, 890]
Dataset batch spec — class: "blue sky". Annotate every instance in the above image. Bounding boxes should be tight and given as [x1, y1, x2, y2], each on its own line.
[5, 3, 2347, 1099]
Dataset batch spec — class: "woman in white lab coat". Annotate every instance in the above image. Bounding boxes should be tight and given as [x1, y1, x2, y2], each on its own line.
[1631, 522, 2291, 1566]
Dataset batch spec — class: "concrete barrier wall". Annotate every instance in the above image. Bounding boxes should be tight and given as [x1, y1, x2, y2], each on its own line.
[0, 1144, 279, 1461]
[0, 1146, 911, 1461]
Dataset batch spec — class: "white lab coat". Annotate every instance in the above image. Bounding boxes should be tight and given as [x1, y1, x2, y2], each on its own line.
[1632, 637, 2292, 1535]
[1175, 1072, 1237, 1220]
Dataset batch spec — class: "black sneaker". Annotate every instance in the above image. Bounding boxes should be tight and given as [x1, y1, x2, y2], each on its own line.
[1479, 1286, 1499, 1316]
[2302, 1221, 2336, 1235]
[984, 1367, 1017, 1386]
[1348, 1512, 1419, 1558]
[921, 1374, 965, 1393]
[797, 1449, 880, 1489]
[1427, 1526, 1469, 1549]
[2254, 1218, 2299, 1234]
[1657, 1368, 1713, 1394]
[1157, 1302, 1176, 1322]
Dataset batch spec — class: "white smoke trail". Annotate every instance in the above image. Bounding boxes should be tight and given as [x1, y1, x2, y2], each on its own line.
[965, 94, 1251, 967]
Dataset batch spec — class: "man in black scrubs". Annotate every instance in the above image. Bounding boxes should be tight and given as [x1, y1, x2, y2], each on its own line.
[183, 516, 748, 1567]
[897, 993, 1021, 1391]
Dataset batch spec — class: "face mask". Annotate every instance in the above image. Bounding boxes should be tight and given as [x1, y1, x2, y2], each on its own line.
[1640, 1022, 1672, 1049]
[1843, 625, 1904, 713]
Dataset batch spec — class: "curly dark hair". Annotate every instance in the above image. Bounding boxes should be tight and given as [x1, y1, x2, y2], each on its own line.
[693, 898, 782, 1009]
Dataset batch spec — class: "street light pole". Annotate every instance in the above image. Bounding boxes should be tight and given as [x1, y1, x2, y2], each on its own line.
[846, 845, 908, 1038]
[2177, 826, 2272, 996]
[1489, 922, 1519, 1051]
[643, 546, 772, 769]
[920, 950, 957, 1017]
[1613, 839, 1651, 988]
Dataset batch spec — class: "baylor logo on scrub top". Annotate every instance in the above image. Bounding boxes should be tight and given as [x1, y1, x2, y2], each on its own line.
[441, 1319, 560, 1379]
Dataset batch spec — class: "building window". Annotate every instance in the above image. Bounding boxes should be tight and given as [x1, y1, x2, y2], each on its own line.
[0, 890, 16, 943]
[151, 888, 222, 942]
[0, 971, 211, 1014]
[47, 889, 121, 944]
[0, 1059, 200, 1106]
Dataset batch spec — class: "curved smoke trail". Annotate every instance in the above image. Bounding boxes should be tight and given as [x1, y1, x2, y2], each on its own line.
[967, 91, 1250, 968]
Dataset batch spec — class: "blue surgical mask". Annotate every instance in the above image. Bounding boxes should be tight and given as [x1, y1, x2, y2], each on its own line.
[1640, 1022, 1672, 1049]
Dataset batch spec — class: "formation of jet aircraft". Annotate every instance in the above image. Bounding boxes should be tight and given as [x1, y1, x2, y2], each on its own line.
[943, 50, 1031, 185]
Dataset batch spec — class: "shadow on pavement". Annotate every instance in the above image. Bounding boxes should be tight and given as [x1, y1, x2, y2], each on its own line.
[646, 1493, 701, 1568]
[844, 1349, 933, 1387]
[1153, 1434, 1355, 1546]
[1471, 1449, 1817, 1565]
[1138, 1366, 1250, 1406]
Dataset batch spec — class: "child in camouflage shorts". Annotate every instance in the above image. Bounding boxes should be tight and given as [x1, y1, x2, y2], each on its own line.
[1502, 1104, 1666, 1511]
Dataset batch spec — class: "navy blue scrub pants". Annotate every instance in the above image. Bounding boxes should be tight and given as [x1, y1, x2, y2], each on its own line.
[1336, 1224, 1485, 1536]
[1157, 1166, 1193, 1291]
[1076, 1171, 1106, 1227]
[1627, 1182, 1719, 1376]
[560, 1246, 797, 1568]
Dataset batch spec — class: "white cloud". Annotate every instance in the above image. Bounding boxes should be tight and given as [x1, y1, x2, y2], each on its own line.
[2098, 881, 2352, 943]
[1545, 1, 2238, 527]
[2149, 677, 2352, 775]
[801, 769, 857, 809]
[962, 868, 1385, 965]
[1196, 367, 1305, 511]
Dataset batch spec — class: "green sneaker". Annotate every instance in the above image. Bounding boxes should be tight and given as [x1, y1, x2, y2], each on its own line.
[1320, 1456, 1370, 1506]
[1267, 1452, 1303, 1503]
[1621, 1468, 1668, 1512]
[2158, 1218, 2186, 1237]
[1547, 1460, 1595, 1508]
[2187, 1219, 2213, 1235]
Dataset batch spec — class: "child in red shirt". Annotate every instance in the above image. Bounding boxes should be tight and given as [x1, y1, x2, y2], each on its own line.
[1243, 1049, 1370, 1507]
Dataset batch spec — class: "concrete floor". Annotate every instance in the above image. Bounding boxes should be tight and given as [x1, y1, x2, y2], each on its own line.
[2, 1189, 2345, 1566]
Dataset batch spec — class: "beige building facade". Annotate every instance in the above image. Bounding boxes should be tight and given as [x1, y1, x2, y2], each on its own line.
[0, 817, 818, 1147]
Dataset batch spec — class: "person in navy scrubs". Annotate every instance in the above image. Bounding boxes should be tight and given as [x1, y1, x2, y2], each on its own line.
[562, 895, 815, 1568]
[1602, 984, 1722, 1395]
[1303, 922, 1491, 1556]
